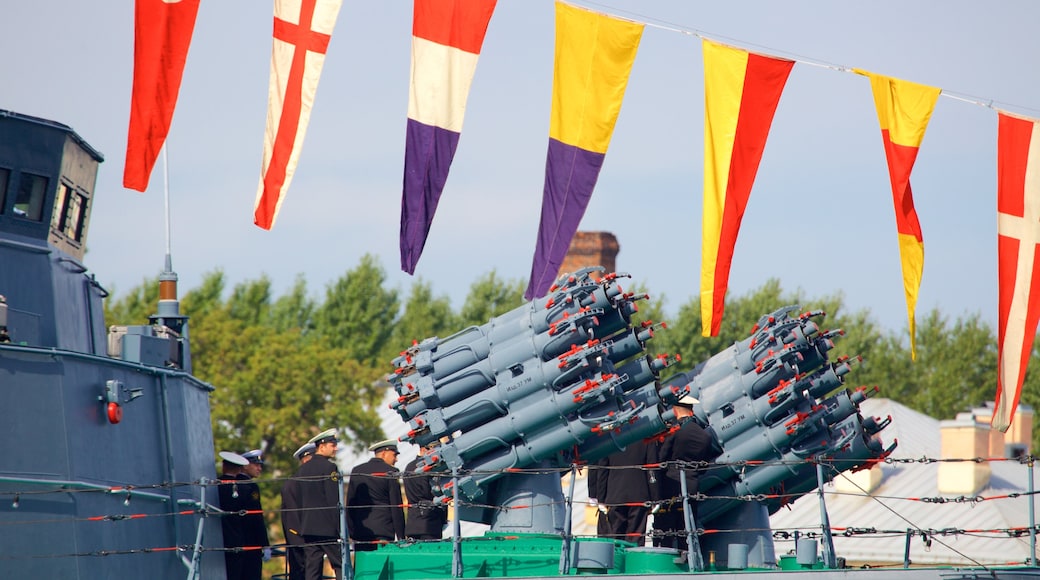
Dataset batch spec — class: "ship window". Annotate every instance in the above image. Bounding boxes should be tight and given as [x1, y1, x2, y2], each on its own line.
[66, 191, 87, 241]
[50, 183, 87, 242]
[0, 168, 9, 214]
[52, 183, 70, 231]
[14, 172, 48, 222]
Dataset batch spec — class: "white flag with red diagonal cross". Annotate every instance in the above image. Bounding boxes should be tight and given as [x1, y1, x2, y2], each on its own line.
[253, 0, 343, 230]
[993, 111, 1040, 432]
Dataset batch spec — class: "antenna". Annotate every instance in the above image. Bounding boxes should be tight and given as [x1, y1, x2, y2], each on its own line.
[156, 143, 179, 319]
[149, 143, 191, 371]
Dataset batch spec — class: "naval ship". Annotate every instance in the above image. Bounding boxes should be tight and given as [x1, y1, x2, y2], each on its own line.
[2, 109, 1039, 580]
[0, 110, 224, 578]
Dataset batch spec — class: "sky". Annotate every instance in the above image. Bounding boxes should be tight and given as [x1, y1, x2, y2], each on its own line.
[3, 1, 1039, 337]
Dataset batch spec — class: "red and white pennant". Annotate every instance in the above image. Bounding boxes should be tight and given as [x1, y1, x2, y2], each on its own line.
[254, 0, 342, 230]
[993, 111, 1040, 432]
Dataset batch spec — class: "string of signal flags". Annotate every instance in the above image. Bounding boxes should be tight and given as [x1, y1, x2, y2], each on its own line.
[121, 0, 1038, 433]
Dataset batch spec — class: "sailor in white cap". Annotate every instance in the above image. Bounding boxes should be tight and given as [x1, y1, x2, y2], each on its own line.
[219, 451, 249, 470]
[650, 391, 720, 552]
[296, 428, 344, 579]
[217, 449, 270, 579]
[282, 442, 317, 580]
[294, 442, 317, 462]
[346, 439, 405, 551]
[241, 449, 264, 479]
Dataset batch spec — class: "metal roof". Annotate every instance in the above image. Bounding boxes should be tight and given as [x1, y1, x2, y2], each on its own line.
[769, 398, 1038, 566]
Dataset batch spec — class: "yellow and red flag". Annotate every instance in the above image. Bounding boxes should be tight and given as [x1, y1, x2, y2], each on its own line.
[857, 71, 940, 359]
[700, 39, 793, 337]
[123, 0, 201, 192]
[993, 111, 1040, 432]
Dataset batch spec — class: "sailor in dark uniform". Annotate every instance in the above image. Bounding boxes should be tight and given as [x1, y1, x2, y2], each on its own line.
[594, 439, 654, 545]
[403, 444, 447, 541]
[297, 429, 345, 580]
[282, 442, 316, 580]
[346, 439, 406, 551]
[218, 450, 269, 580]
[651, 394, 720, 552]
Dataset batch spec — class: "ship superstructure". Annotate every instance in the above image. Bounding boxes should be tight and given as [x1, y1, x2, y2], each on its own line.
[0, 110, 224, 579]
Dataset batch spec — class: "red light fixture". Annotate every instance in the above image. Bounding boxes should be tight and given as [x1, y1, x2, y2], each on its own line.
[107, 401, 123, 424]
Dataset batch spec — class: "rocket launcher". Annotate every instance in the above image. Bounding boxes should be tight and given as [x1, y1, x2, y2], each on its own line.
[386, 271, 685, 517]
[384, 280, 894, 531]
[658, 306, 895, 527]
[389, 271, 644, 419]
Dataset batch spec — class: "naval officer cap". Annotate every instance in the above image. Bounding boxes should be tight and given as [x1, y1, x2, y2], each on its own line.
[674, 393, 700, 408]
[293, 442, 317, 460]
[308, 428, 339, 446]
[218, 451, 249, 466]
[242, 449, 265, 465]
[368, 439, 399, 453]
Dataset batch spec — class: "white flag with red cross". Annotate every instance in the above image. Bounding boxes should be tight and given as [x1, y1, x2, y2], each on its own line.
[993, 111, 1040, 432]
[253, 0, 342, 230]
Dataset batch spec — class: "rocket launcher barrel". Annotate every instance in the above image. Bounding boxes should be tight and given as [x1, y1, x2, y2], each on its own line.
[390, 280, 648, 417]
[403, 334, 645, 445]
[392, 312, 602, 416]
[391, 269, 622, 371]
[433, 394, 670, 500]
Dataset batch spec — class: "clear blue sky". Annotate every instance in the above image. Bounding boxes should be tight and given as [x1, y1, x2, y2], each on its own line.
[4, 1, 1039, 334]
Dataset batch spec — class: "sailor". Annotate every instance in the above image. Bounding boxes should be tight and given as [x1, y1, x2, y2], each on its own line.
[297, 428, 345, 580]
[650, 394, 720, 552]
[218, 450, 270, 580]
[242, 449, 265, 479]
[593, 439, 654, 545]
[403, 443, 447, 541]
[346, 439, 406, 551]
[282, 442, 316, 580]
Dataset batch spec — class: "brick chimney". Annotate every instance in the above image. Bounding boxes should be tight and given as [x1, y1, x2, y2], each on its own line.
[966, 403, 1034, 459]
[937, 413, 992, 496]
[834, 463, 883, 495]
[558, 231, 620, 280]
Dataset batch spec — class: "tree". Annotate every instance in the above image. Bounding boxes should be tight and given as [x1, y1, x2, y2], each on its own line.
[269, 274, 316, 333]
[103, 276, 159, 326]
[389, 279, 457, 356]
[855, 309, 997, 420]
[458, 271, 525, 327]
[651, 279, 797, 366]
[181, 270, 227, 319]
[314, 254, 400, 367]
[226, 275, 272, 326]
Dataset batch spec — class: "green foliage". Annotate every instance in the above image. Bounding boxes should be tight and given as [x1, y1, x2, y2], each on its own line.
[269, 274, 316, 333]
[181, 270, 227, 318]
[103, 276, 159, 326]
[458, 271, 525, 327]
[651, 278, 797, 364]
[389, 278, 457, 357]
[314, 254, 400, 366]
[226, 275, 272, 326]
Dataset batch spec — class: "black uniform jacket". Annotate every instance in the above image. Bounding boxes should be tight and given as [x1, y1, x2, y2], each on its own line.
[296, 454, 343, 537]
[403, 457, 447, 539]
[653, 419, 718, 505]
[594, 440, 653, 505]
[218, 473, 269, 548]
[281, 472, 304, 544]
[346, 457, 405, 542]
